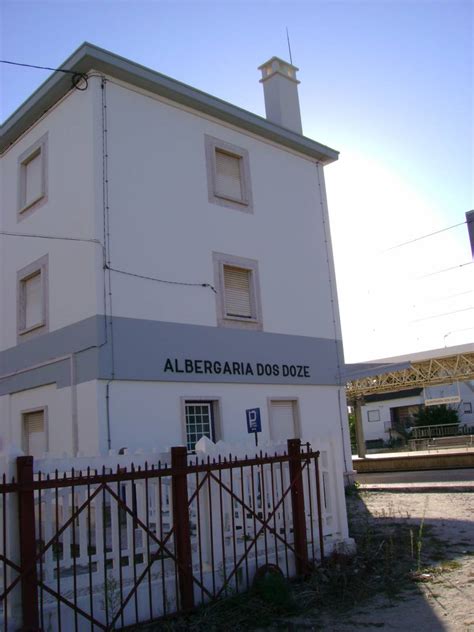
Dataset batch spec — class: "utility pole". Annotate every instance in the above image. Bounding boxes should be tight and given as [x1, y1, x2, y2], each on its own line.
[466, 210, 474, 259]
[351, 397, 366, 458]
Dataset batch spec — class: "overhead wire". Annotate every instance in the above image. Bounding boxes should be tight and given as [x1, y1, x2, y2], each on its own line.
[419, 261, 473, 279]
[0, 232, 216, 292]
[384, 220, 467, 251]
[0, 230, 101, 244]
[410, 307, 474, 323]
[0, 59, 89, 90]
[106, 265, 217, 293]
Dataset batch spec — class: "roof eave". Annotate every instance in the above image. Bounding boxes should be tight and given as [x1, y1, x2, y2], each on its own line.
[1, 43, 339, 164]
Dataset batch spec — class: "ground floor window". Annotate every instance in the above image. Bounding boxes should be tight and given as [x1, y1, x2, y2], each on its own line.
[184, 401, 215, 452]
[22, 408, 47, 457]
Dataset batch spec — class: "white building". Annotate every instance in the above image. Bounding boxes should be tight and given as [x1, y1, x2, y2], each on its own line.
[1, 44, 352, 477]
[360, 344, 474, 447]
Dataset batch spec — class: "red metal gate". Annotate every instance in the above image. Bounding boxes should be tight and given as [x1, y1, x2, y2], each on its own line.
[0, 439, 324, 630]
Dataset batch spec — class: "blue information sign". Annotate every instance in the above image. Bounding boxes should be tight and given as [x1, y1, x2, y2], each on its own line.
[246, 408, 262, 434]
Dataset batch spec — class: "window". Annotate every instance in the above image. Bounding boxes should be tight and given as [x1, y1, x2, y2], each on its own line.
[184, 401, 216, 452]
[17, 255, 49, 340]
[367, 409, 380, 422]
[18, 133, 48, 219]
[22, 409, 47, 457]
[268, 399, 301, 442]
[213, 252, 262, 330]
[205, 135, 253, 212]
[463, 402, 472, 414]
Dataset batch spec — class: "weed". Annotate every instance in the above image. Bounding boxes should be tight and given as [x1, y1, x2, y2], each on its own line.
[345, 481, 361, 497]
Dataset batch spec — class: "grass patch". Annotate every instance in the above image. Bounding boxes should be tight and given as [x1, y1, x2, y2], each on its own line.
[136, 492, 458, 630]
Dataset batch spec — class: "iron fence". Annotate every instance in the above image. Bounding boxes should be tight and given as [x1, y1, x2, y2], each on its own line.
[0, 439, 324, 631]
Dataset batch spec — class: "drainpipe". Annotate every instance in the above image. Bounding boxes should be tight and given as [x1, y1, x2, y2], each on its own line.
[70, 353, 79, 456]
[106, 382, 112, 451]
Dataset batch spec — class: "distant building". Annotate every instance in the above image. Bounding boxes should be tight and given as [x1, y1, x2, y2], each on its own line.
[0, 45, 352, 483]
[359, 344, 474, 447]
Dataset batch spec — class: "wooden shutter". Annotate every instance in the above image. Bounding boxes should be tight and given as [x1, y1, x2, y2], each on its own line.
[215, 150, 243, 200]
[24, 410, 46, 457]
[223, 266, 252, 318]
[24, 150, 42, 206]
[24, 271, 43, 329]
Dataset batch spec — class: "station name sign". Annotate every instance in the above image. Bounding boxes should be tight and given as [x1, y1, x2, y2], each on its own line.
[163, 358, 311, 379]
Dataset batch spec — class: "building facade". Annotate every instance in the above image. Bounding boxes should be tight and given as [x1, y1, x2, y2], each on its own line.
[1, 46, 352, 481]
[359, 345, 474, 447]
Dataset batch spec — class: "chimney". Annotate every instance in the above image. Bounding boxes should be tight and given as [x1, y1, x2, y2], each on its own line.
[259, 57, 302, 134]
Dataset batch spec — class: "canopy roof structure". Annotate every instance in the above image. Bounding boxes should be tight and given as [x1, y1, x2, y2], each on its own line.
[345, 343, 474, 400]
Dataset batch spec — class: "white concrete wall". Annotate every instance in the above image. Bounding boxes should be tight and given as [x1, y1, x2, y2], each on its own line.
[5, 384, 72, 455]
[0, 83, 101, 351]
[96, 379, 348, 455]
[362, 395, 422, 442]
[103, 79, 338, 340]
[0, 380, 100, 457]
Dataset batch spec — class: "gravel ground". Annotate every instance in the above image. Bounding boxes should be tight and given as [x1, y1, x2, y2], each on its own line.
[315, 490, 474, 632]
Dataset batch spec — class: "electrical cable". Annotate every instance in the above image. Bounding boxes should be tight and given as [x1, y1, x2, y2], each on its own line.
[384, 220, 466, 251]
[0, 230, 101, 244]
[106, 265, 217, 293]
[419, 261, 473, 279]
[0, 59, 89, 91]
[0, 231, 217, 294]
[410, 307, 474, 323]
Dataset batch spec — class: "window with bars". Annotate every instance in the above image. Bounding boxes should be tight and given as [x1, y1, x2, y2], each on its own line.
[185, 402, 215, 452]
[17, 255, 49, 340]
[213, 252, 262, 330]
[18, 133, 48, 218]
[205, 135, 253, 212]
[23, 409, 47, 457]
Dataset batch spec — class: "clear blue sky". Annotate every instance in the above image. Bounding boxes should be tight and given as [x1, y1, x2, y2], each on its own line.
[1, 0, 473, 360]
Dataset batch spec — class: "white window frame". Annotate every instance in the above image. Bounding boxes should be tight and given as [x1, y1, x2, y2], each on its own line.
[213, 252, 263, 330]
[181, 397, 222, 452]
[21, 406, 49, 456]
[17, 133, 48, 220]
[205, 135, 253, 212]
[367, 409, 381, 422]
[17, 254, 49, 341]
[463, 402, 472, 414]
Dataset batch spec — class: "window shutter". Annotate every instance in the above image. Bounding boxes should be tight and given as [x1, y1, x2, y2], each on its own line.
[224, 266, 252, 318]
[24, 150, 42, 206]
[24, 272, 43, 329]
[24, 411, 46, 457]
[215, 150, 243, 200]
[270, 401, 296, 441]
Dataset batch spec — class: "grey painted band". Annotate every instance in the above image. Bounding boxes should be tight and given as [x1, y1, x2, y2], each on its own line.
[0, 315, 344, 395]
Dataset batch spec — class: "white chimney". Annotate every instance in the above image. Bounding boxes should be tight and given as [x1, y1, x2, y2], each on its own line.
[258, 57, 302, 134]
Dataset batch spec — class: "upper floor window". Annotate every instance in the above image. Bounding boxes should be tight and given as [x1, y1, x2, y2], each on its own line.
[18, 133, 48, 220]
[205, 135, 253, 212]
[213, 252, 262, 330]
[17, 255, 49, 341]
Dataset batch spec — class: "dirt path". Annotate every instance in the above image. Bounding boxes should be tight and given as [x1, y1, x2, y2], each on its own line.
[316, 490, 474, 631]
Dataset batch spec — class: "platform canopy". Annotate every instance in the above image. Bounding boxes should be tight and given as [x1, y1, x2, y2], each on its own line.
[344, 343, 474, 400]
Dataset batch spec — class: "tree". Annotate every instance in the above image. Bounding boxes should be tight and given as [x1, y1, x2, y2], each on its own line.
[413, 405, 459, 427]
